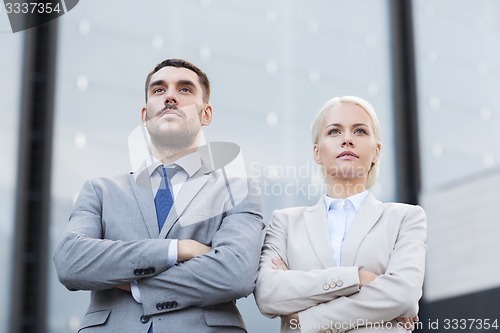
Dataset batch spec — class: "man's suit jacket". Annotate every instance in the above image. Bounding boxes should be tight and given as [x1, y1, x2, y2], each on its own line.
[53, 156, 264, 333]
[254, 193, 427, 333]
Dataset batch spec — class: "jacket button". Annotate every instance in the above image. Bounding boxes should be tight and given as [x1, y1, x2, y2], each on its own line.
[134, 269, 142, 276]
[146, 267, 156, 274]
[330, 281, 337, 289]
[336, 280, 343, 287]
[172, 301, 178, 308]
[323, 283, 330, 290]
[156, 303, 163, 310]
[140, 315, 150, 323]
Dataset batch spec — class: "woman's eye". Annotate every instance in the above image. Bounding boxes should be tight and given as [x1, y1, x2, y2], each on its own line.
[328, 129, 340, 135]
[354, 128, 367, 134]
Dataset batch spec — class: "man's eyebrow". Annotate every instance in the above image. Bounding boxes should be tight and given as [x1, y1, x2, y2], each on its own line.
[148, 79, 197, 89]
[177, 80, 197, 89]
[148, 79, 166, 89]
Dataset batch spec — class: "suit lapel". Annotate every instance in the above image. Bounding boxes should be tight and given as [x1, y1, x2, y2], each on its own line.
[129, 167, 159, 239]
[304, 198, 335, 269]
[341, 192, 383, 266]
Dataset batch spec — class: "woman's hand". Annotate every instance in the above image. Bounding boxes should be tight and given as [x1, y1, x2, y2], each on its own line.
[358, 269, 419, 331]
[272, 255, 418, 330]
[272, 256, 288, 271]
[358, 269, 378, 287]
[396, 315, 419, 331]
[281, 312, 299, 323]
[272, 257, 300, 324]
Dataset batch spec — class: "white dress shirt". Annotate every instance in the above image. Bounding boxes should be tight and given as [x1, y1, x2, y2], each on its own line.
[324, 190, 369, 266]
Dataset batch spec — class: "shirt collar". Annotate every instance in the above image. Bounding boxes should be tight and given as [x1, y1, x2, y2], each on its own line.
[145, 150, 202, 178]
[323, 190, 369, 212]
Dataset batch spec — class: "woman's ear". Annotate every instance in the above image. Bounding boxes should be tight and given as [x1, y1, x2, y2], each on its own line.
[372, 143, 382, 165]
[313, 144, 322, 165]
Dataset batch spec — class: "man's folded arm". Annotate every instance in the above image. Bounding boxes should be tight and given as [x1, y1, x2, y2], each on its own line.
[138, 200, 265, 315]
[53, 180, 174, 291]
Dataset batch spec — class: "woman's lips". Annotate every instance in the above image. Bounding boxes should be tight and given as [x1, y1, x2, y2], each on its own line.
[337, 151, 359, 159]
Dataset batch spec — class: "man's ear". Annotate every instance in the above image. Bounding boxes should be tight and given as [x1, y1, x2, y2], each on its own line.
[313, 144, 322, 165]
[141, 107, 147, 125]
[201, 104, 213, 126]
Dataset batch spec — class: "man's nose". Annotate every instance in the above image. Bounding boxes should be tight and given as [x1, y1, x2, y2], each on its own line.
[164, 89, 177, 105]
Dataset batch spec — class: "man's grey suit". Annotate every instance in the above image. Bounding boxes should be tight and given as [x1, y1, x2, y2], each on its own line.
[54, 153, 264, 332]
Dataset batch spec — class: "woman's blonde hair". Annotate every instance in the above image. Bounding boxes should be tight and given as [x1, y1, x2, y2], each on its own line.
[310, 96, 382, 189]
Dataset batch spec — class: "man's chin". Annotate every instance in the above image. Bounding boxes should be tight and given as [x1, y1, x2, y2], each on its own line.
[151, 132, 197, 150]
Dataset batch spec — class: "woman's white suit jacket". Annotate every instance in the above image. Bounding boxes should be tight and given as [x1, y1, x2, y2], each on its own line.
[255, 192, 427, 333]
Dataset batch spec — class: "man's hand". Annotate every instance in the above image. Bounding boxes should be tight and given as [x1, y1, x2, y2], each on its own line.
[358, 269, 378, 288]
[116, 284, 131, 292]
[114, 240, 211, 292]
[177, 239, 211, 262]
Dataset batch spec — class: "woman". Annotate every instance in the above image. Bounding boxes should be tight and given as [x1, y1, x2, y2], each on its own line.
[255, 96, 427, 333]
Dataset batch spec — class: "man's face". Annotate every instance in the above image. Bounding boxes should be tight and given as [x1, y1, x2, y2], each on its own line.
[141, 66, 212, 151]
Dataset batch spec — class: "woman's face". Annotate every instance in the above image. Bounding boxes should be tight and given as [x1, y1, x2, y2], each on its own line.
[314, 103, 381, 184]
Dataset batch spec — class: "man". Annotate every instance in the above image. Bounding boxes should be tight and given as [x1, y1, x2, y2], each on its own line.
[54, 58, 264, 332]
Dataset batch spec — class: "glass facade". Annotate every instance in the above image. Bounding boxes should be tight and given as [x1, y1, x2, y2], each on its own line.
[414, 0, 500, 190]
[0, 29, 22, 332]
[414, 0, 500, 306]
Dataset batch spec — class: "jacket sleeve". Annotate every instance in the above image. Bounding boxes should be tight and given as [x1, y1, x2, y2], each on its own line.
[254, 210, 360, 317]
[298, 205, 427, 333]
[137, 178, 265, 316]
[53, 180, 172, 291]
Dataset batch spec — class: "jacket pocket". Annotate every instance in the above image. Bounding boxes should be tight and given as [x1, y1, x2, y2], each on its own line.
[78, 310, 111, 332]
[204, 307, 246, 331]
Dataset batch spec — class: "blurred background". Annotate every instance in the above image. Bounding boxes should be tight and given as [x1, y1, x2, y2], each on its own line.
[1, 0, 500, 332]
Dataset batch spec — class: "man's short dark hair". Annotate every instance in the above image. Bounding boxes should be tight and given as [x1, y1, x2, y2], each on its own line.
[144, 58, 211, 103]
